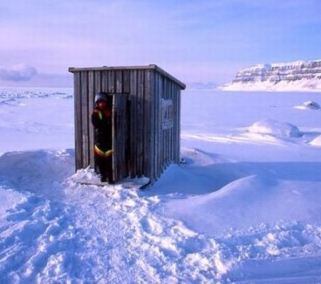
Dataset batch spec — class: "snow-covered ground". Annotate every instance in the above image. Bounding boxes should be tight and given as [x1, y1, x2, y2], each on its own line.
[1, 87, 321, 283]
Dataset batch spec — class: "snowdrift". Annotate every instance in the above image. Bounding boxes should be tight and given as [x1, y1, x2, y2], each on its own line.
[1, 88, 321, 283]
[310, 135, 321, 147]
[164, 174, 321, 235]
[247, 119, 301, 139]
[295, 100, 321, 110]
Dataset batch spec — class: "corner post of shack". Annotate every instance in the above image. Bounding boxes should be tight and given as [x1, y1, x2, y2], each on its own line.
[68, 65, 186, 183]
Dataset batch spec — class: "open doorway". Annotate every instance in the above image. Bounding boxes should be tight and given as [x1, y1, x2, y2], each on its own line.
[92, 92, 129, 183]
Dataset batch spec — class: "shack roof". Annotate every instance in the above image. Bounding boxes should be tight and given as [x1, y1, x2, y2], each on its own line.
[68, 64, 186, 89]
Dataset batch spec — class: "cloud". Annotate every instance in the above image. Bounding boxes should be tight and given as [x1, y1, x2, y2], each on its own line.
[0, 64, 37, 81]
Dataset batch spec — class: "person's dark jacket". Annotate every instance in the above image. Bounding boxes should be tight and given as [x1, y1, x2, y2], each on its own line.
[91, 107, 112, 152]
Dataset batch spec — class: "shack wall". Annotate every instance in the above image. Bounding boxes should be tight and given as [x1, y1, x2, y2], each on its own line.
[72, 67, 183, 182]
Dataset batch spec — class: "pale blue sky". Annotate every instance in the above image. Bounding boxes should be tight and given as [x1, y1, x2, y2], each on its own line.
[0, 0, 320, 87]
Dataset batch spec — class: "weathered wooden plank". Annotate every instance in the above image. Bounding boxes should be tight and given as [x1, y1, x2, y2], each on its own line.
[157, 74, 162, 177]
[149, 70, 155, 181]
[69, 64, 186, 90]
[123, 70, 130, 94]
[137, 70, 144, 176]
[71, 66, 184, 183]
[165, 78, 169, 168]
[88, 71, 95, 168]
[74, 72, 82, 170]
[160, 76, 163, 172]
[112, 95, 117, 180]
[129, 70, 137, 177]
[116, 70, 122, 93]
[123, 95, 129, 178]
[155, 72, 161, 178]
[177, 86, 181, 163]
[172, 82, 176, 163]
[95, 71, 102, 93]
[108, 70, 115, 93]
[112, 94, 128, 181]
[81, 71, 89, 168]
[167, 79, 171, 165]
[125, 95, 130, 177]
[144, 70, 151, 179]
[167, 79, 171, 166]
[170, 81, 175, 163]
[160, 76, 165, 173]
[93, 71, 102, 172]
[101, 71, 108, 93]
[154, 72, 160, 180]
[174, 84, 180, 163]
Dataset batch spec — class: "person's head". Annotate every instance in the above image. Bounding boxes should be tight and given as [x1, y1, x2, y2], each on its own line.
[95, 92, 109, 109]
[97, 100, 107, 109]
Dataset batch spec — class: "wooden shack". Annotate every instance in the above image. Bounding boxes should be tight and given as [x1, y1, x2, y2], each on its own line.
[68, 64, 186, 183]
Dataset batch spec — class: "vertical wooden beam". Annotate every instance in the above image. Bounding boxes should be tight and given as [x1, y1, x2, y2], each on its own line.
[74, 72, 82, 170]
[177, 87, 181, 163]
[145, 70, 155, 181]
[112, 94, 128, 181]
[154, 72, 160, 180]
[123, 70, 130, 94]
[95, 71, 102, 93]
[161, 75, 165, 173]
[170, 81, 174, 163]
[143, 70, 151, 179]
[116, 70, 122, 93]
[88, 71, 95, 168]
[102, 71, 108, 93]
[129, 70, 138, 178]
[164, 78, 168, 168]
[108, 70, 115, 93]
[137, 70, 144, 176]
[93, 71, 102, 172]
[174, 84, 180, 163]
[81, 71, 89, 168]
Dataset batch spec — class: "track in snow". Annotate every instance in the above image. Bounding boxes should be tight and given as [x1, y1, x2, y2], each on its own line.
[1, 149, 321, 283]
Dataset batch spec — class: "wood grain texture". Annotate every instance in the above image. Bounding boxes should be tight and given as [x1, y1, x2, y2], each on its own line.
[70, 66, 184, 182]
[88, 71, 95, 168]
[69, 64, 186, 89]
[144, 70, 151, 179]
[74, 72, 82, 170]
[112, 94, 128, 180]
[116, 70, 122, 93]
[81, 71, 89, 168]
[137, 70, 144, 176]
[108, 70, 115, 93]
[129, 70, 138, 177]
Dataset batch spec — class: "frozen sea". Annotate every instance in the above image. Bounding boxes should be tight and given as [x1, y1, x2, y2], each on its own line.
[0, 87, 321, 283]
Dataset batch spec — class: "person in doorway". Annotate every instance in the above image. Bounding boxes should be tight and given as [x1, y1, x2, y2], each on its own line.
[91, 92, 114, 183]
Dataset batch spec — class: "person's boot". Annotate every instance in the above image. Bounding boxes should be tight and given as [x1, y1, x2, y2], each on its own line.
[108, 173, 115, 184]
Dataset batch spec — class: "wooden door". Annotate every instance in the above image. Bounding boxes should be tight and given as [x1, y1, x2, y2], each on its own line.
[112, 94, 129, 181]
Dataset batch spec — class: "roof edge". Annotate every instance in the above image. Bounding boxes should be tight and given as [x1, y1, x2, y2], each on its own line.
[68, 64, 186, 89]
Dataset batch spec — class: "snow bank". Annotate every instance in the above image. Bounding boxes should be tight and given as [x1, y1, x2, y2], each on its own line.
[295, 100, 320, 110]
[310, 135, 321, 147]
[0, 187, 27, 218]
[164, 174, 321, 235]
[1, 88, 321, 282]
[248, 119, 301, 139]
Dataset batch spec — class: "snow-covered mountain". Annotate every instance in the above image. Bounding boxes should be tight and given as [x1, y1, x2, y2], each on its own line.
[221, 59, 321, 91]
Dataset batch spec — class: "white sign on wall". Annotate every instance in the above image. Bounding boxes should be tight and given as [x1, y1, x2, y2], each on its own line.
[161, 98, 174, 130]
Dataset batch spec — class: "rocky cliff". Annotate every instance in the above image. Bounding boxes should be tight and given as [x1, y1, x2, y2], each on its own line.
[222, 59, 321, 91]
